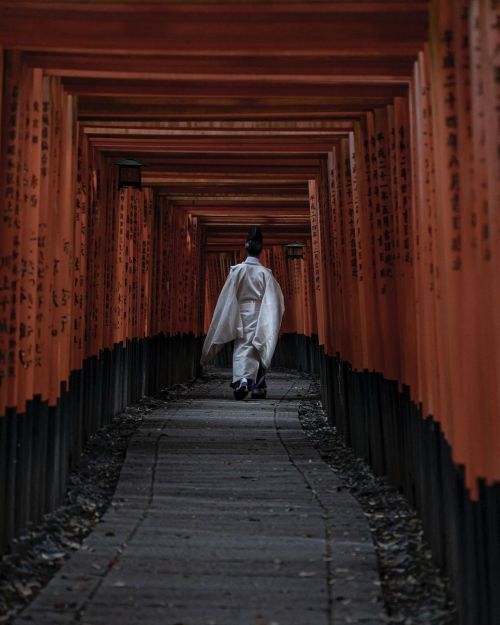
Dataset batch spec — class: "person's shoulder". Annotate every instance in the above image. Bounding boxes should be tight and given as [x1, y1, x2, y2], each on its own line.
[260, 265, 275, 278]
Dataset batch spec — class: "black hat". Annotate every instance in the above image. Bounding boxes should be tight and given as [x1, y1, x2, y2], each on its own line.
[245, 226, 263, 255]
[246, 225, 263, 243]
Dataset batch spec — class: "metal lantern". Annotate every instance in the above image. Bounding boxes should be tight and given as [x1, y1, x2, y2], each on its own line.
[284, 242, 305, 260]
[115, 159, 143, 190]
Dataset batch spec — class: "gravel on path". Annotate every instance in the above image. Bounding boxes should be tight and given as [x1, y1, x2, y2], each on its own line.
[0, 381, 195, 624]
[298, 378, 457, 625]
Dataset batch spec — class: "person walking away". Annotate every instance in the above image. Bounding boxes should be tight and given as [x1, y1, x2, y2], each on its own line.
[201, 226, 285, 400]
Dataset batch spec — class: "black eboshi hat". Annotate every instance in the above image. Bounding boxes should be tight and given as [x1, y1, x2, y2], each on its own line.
[245, 226, 263, 254]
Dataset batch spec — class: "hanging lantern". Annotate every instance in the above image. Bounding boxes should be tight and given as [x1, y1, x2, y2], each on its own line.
[284, 242, 305, 261]
[115, 159, 143, 190]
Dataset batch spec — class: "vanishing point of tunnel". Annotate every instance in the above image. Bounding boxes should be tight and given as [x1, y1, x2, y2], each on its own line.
[0, 2, 498, 625]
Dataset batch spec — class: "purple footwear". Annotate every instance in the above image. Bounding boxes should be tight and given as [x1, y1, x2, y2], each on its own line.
[251, 387, 267, 399]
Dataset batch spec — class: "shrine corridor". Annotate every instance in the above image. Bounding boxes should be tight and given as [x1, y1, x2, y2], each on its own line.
[0, 2, 498, 625]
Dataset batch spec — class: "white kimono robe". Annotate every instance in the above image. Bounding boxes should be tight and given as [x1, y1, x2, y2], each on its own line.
[201, 257, 285, 383]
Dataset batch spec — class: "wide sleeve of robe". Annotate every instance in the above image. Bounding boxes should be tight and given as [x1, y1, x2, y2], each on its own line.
[252, 272, 285, 368]
[200, 266, 244, 365]
[201, 264, 285, 368]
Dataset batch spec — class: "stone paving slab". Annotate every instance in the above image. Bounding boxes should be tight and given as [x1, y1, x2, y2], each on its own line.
[14, 371, 386, 625]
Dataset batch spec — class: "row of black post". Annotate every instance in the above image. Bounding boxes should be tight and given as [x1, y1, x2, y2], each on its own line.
[0, 333, 202, 555]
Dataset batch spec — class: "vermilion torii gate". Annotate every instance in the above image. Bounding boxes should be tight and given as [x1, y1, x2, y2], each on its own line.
[0, 2, 498, 624]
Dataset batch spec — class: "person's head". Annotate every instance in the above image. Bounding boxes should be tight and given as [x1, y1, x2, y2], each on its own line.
[245, 225, 263, 257]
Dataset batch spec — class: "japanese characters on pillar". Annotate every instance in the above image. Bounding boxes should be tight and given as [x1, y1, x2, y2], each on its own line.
[428, 0, 470, 491]
[410, 49, 440, 417]
[0, 53, 21, 416]
[404, 0, 500, 493]
[72, 126, 88, 372]
[348, 131, 369, 368]
[0, 54, 78, 415]
[0, 56, 206, 419]
[290, 0, 499, 494]
[353, 121, 378, 371]
[340, 136, 361, 367]
[467, 0, 500, 486]
[330, 145, 348, 359]
[151, 199, 204, 338]
[308, 179, 328, 350]
[390, 98, 417, 390]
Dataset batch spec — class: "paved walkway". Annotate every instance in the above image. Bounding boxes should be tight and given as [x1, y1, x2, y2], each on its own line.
[15, 371, 385, 625]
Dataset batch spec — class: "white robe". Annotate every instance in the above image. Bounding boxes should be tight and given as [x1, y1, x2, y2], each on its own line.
[201, 257, 285, 381]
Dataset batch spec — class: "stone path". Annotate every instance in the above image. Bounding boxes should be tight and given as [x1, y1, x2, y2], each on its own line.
[14, 371, 386, 625]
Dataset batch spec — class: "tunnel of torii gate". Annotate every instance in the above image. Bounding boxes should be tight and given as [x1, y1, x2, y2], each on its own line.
[0, 1, 498, 624]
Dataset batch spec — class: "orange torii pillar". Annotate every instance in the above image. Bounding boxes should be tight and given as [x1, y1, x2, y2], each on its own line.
[0, 54, 205, 553]
[305, 3, 499, 622]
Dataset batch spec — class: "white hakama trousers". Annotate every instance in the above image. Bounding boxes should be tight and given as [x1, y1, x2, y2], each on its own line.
[232, 300, 261, 383]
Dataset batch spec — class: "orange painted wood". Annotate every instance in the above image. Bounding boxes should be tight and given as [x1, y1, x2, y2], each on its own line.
[0, 0, 498, 497]
[23, 51, 416, 81]
[0, 3, 428, 57]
